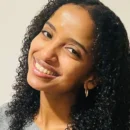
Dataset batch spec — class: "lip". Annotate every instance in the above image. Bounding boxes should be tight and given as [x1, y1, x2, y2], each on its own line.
[32, 57, 59, 79]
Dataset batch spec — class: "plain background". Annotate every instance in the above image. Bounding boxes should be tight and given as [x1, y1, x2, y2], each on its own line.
[0, 0, 130, 106]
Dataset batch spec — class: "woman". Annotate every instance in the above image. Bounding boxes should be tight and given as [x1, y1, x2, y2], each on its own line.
[0, 0, 130, 130]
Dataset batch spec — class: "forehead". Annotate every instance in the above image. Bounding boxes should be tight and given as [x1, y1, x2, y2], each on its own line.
[48, 4, 95, 50]
[50, 4, 94, 32]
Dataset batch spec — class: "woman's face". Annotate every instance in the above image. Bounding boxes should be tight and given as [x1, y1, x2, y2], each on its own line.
[27, 4, 95, 95]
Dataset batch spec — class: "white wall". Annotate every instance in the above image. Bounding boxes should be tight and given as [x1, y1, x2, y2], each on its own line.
[0, 0, 130, 105]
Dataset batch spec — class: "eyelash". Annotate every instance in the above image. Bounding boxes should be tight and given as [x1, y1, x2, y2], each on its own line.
[66, 47, 80, 58]
[41, 30, 81, 58]
[41, 30, 52, 39]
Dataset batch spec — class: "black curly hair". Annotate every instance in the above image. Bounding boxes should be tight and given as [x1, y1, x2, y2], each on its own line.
[6, 0, 130, 130]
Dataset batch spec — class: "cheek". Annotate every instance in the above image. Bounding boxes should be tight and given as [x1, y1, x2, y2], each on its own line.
[30, 36, 42, 52]
[28, 36, 44, 59]
[60, 57, 87, 79]
[60, 57, 93, 86]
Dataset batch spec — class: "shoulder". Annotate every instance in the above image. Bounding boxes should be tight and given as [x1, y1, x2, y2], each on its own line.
[0, 103, 39, 130]
[0, 103, 10, 130]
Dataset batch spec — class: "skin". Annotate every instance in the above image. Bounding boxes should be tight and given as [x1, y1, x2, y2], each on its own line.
[27, 4, 95, 130]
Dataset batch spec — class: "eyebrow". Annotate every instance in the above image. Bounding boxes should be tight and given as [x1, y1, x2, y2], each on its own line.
[46, 21, 56, 32]
[45, 21, 88, 54]
[68, 38, 88, 54]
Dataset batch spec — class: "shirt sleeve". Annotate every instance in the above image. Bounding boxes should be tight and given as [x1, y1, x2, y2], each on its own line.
[0, 103, 10, 130]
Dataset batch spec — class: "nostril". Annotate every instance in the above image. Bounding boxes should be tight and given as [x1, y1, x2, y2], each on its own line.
[50, 56, 57, 62]
[45, 56, 58, 65]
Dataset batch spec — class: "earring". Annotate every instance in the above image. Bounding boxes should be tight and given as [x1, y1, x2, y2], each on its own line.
[85, 89, 88, 97]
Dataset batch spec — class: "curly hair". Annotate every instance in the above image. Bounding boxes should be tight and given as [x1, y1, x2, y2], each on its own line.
[6, 0, 130, 130]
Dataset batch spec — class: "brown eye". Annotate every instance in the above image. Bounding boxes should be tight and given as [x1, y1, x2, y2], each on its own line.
[66, 47, 80, 57]
[41, 30, 52, 39]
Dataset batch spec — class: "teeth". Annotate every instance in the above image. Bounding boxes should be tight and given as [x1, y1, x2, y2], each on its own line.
[47, 70, 50, 75]
[40, 67, 44, 72]
[43, 69, 48, 74]
[35, 62, 54, 76]
[50, 72, 53, 75]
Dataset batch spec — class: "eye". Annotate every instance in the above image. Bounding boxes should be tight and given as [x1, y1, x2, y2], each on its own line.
[41, 30, 52, 39]
[66, 47, 80, 58]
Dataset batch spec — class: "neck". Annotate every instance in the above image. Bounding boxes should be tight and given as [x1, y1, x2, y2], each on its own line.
[34, 91, 76, 130]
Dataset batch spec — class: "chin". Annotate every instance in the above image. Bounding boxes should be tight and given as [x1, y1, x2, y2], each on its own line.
[27, 73, 53, 93]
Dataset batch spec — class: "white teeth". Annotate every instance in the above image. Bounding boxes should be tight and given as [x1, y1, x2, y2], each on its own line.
[46, 70, 49, 74]
[35, 62, 54, 76]
[48, 71, 53, 75]
[40, 67, 44, 72]
[43, 69, 48, 74]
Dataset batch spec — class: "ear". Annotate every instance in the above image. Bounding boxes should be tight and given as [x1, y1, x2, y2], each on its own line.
[83, 74, 97, 90]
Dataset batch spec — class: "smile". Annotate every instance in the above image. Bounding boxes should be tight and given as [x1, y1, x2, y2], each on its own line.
[35, 62, 54, 76]
[33, 57, 60, 78]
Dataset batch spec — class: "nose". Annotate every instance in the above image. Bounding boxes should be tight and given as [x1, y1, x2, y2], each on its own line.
[40, 43, 58, 64]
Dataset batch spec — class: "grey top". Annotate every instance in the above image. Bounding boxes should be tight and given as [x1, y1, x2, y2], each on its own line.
[0, 103, 39, 130]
